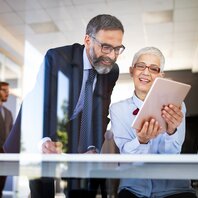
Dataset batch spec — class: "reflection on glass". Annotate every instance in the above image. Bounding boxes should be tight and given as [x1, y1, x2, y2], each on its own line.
[57, 71, 69, 153]
[20, 63, 44, 153]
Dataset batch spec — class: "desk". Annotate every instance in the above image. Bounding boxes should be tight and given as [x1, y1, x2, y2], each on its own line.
[0, 154, 198, 179]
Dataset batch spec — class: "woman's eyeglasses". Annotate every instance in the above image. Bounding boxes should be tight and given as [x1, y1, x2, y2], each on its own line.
[134, 62, 161, 74]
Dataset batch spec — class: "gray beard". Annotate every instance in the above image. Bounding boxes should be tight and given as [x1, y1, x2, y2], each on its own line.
[93, 64, 113, 74]
[89, 46, 114, 74]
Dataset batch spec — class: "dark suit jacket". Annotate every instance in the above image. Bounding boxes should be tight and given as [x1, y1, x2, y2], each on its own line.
[4, 43, 119, 153]
[0, 106, 13, 147]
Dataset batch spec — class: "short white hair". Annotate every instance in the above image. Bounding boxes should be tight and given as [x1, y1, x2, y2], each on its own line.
[132, 47, 165, 72]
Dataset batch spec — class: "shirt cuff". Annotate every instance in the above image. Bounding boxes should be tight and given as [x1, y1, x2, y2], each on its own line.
[165, 130, 178, 141]
[37, 137, 52, 152]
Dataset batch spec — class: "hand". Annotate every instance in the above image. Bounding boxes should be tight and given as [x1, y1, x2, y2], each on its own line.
[162, 104, 183, 135]
[42, 140, 63, 154]
[85, 149, 98, 154]
[85, 146, 98, 154]
[137, 119, 162, 144]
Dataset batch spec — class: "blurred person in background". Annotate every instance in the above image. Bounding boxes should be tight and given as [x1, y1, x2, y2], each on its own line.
[0, 81, 13, 198]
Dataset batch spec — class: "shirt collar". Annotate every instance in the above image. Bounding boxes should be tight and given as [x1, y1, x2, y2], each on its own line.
[132, 92, 143, 109]
[83, 48, 92, 70]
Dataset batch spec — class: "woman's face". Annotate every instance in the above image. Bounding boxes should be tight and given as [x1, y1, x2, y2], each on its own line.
[130, 54, 164, 100]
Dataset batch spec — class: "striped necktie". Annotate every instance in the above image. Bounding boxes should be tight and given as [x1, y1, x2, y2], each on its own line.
[78, 69, 96, 153]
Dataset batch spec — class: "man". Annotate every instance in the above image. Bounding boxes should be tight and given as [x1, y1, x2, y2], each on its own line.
[4, 14, 125, 198]
[0, 81, 13, 198]
[109, 47, 197, 198]
[41, 14, 125, 198]
[41, 14, 124, 154]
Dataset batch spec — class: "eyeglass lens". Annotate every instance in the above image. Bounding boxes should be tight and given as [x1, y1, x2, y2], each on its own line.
[134, 63, 160, 73]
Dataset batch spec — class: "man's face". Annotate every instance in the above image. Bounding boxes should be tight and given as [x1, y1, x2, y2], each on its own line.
[0, 85, 9, 102]
[130, 54, 164, 100]
[85, 29, 124, 74]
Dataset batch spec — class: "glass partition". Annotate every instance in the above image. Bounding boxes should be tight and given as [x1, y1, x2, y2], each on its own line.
[0, 0, 198, 197]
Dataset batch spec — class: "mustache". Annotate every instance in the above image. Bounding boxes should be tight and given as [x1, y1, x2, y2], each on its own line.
[94, 56, 116, 65]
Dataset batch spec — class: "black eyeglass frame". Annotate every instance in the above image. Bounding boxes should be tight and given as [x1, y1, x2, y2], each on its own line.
[133, 62, 161, 74]
[91, 36, 125, 55]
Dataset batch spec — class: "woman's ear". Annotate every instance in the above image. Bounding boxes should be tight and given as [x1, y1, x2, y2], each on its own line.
[160, 72, 165, 78]
[129, 66, 133, 77]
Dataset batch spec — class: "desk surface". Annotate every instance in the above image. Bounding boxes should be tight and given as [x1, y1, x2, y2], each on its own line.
[1, 153, 198, 179]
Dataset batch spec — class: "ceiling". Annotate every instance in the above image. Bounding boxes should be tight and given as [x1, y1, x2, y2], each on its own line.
[0, 0, 198, 77]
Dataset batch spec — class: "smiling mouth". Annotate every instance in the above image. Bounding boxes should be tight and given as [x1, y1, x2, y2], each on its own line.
[139, 78, 150, 83]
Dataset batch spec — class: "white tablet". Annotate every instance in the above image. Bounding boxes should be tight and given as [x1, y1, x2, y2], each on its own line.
[131, 77, 191, 131]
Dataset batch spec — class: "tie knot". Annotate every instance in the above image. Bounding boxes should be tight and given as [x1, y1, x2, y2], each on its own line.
[87, 69, 96, 83]
[133, 108, 139, 115]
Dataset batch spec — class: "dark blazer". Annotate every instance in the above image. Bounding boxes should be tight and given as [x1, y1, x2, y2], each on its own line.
[4, 43, 119, 153]
[0, 106, 13, 147]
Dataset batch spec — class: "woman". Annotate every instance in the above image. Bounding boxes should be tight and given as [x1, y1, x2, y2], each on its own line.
[110, 47, 197, 198]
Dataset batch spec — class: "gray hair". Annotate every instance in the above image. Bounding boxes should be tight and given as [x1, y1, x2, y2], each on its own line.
[86, 14, 124, 37]
[132, 47, 165, 72]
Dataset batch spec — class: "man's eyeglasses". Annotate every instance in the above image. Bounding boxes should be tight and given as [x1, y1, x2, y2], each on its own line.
[91, 36, 125, 55]
[134, 62, 161, 74]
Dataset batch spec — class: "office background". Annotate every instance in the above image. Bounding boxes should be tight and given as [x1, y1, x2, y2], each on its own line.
[0, 0, 198, 197]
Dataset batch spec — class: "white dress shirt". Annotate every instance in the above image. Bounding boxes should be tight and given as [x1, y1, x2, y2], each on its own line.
[70, 48, 96, 119]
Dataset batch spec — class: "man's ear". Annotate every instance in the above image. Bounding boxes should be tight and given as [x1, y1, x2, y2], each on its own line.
[84, 35, 91, 47]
